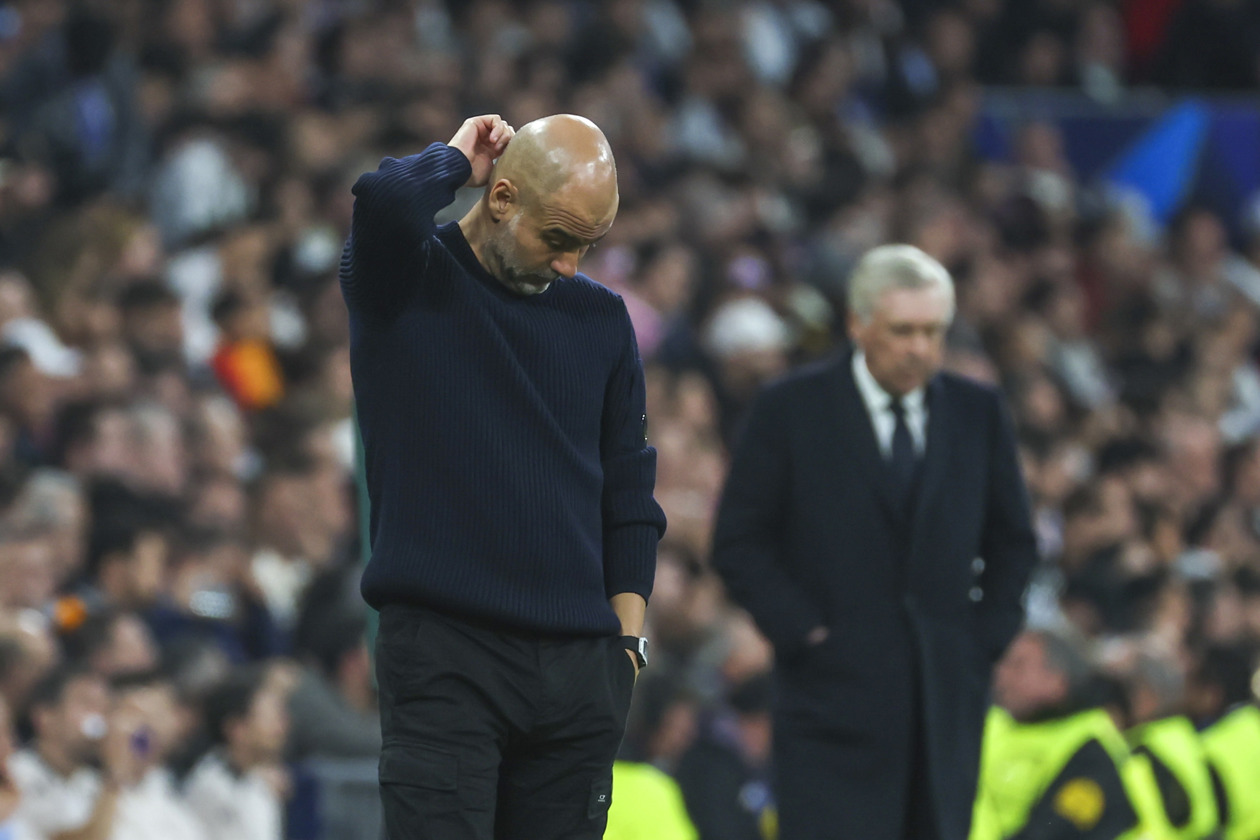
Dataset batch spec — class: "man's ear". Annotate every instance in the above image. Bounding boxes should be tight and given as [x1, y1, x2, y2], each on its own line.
[847, 310, 863, 343]
[486, 179, 517, 222]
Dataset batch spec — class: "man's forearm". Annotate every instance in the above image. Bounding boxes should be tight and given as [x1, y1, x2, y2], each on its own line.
[609, 592, 646, 637]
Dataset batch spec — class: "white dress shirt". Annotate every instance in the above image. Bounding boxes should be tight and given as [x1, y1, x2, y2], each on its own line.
[852, 351, 928, 457]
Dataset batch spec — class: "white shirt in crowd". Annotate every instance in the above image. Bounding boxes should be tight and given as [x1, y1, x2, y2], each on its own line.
[0, 820, 36, 840]
[852, 350, 928, 457]
[115, 768, 208, 840]
[9, 750, 207, 840]
[9, 749, 100, 839]
[182, 751, 281, 840]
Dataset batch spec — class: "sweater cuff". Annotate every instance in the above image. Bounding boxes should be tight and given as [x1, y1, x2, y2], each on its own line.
[603, 524, 660, 601]
[431, 143, 473, 186]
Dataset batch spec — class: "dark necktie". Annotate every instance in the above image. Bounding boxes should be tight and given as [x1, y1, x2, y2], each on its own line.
[888, 397, 917, 506]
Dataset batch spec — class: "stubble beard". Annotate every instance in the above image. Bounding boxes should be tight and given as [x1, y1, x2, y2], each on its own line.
[488, 221, 558, 296]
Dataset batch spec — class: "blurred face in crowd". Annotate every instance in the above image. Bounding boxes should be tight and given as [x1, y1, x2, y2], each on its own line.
[127, 406, 187, 497]
[100, 530, 169, 609]
[123, 300, 183, 364]
[66, 405, 133, 479]
[993, 633, 1070, 722]
[115, 680, 185, 764]
[850, 285, 951, 397]
[232, 682, 289, 765]
[0, 535, 58, 610]
[94, 614, 160, 677]
[35, 674, 110, 765]
[0, 355, 54, 430]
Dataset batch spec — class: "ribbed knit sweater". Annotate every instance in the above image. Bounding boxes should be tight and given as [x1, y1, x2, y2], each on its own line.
[341, 142, 666, 636]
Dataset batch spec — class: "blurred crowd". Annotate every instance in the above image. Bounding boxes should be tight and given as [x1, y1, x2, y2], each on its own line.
[0, 0, 1259, 838]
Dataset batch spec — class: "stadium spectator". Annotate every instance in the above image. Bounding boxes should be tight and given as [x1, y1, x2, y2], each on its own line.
[983, 630, 1145, 839]
[9, 664, 145, 840]
[184, 665, 290, 840]
[284, 609, 378, 764]
[675, 674, 776, 840]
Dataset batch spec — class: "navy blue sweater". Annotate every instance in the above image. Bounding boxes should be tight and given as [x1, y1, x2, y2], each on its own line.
[341, 143, 666, 636]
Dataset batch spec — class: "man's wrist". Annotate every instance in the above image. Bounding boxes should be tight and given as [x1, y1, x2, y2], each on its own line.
[620, 635, 648, 670]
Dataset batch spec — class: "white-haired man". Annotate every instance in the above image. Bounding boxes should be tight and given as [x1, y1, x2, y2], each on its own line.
[712, 244, 1038, 840]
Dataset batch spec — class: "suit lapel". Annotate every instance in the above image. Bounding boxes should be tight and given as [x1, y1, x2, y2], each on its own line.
[910, 375, 956, 543]
[829, 353, 906, 527]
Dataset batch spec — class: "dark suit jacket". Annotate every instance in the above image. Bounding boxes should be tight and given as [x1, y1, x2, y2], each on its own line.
[712, 351, 1038, 840]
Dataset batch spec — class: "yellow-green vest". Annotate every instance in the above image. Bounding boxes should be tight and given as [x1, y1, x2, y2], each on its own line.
[975, 706, 1173, 840]
[1127, 716, 1220, 840]
[969, 785, 1003, 840]
[605, 760, 699, 840]
[1202, 705, 1260, 840]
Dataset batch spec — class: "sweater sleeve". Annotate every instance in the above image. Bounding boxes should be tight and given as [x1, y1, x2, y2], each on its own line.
[339, 142, 472, 313]
[600, 303, 666, 601]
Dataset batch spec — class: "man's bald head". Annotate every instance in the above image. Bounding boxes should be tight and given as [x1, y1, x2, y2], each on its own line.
[466, 114, 620, 294]
[491, 114, 618, 210]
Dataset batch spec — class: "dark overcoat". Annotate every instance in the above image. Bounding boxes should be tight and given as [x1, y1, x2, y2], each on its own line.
[712, 351, 1038, 840]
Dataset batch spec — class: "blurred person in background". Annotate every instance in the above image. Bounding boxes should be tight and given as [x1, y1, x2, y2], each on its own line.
[249, 455, 337, 635]
[81, 485, 176, 615]
[284, 609, 378, 764]
[980, 630, 1151, 840]
[104, 670, 205, 840]
[10, 664, 147, 840]
[713, 245, 1037, 840]
[208, 290, 284, 413]
[1194, 644, 1260, 840]
[60, 610, 159, 680]
[0, 347, 56, 465]
[0, 693, 31, 840]
[606, 671, 699, 840]
[0, 615, 58, 728]
[0, 529, 58, 613]
[675, 674, 777, 840]
[1119, 650, 1220, 840]
[183, 665, 289, 840]
[152, 528, 283, 664]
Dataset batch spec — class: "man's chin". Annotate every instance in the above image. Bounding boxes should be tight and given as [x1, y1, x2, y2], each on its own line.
[504, 274, 556, 295]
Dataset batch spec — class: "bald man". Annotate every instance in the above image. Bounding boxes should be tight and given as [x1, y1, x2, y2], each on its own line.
[341, 115, 665, 840]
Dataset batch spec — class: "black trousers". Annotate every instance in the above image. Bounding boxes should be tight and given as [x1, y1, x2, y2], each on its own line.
[374, 604, 635, 840]
[774, 726, 940, 840]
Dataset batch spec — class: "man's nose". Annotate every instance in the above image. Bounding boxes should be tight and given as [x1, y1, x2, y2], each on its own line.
[552, 250, 580, 279]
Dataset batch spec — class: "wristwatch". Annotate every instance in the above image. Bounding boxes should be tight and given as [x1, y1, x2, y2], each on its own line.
[620, 635, 649, 669]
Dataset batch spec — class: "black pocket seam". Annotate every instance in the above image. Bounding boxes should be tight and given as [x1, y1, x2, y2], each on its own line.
[379, 741, 459, 792]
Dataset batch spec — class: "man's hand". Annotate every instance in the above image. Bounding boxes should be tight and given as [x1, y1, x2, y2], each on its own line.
[805, 626, 829, 646]
[448, 115, 515, 188]
[625, 648, 640, 678]
[102, 707, 147, 788]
